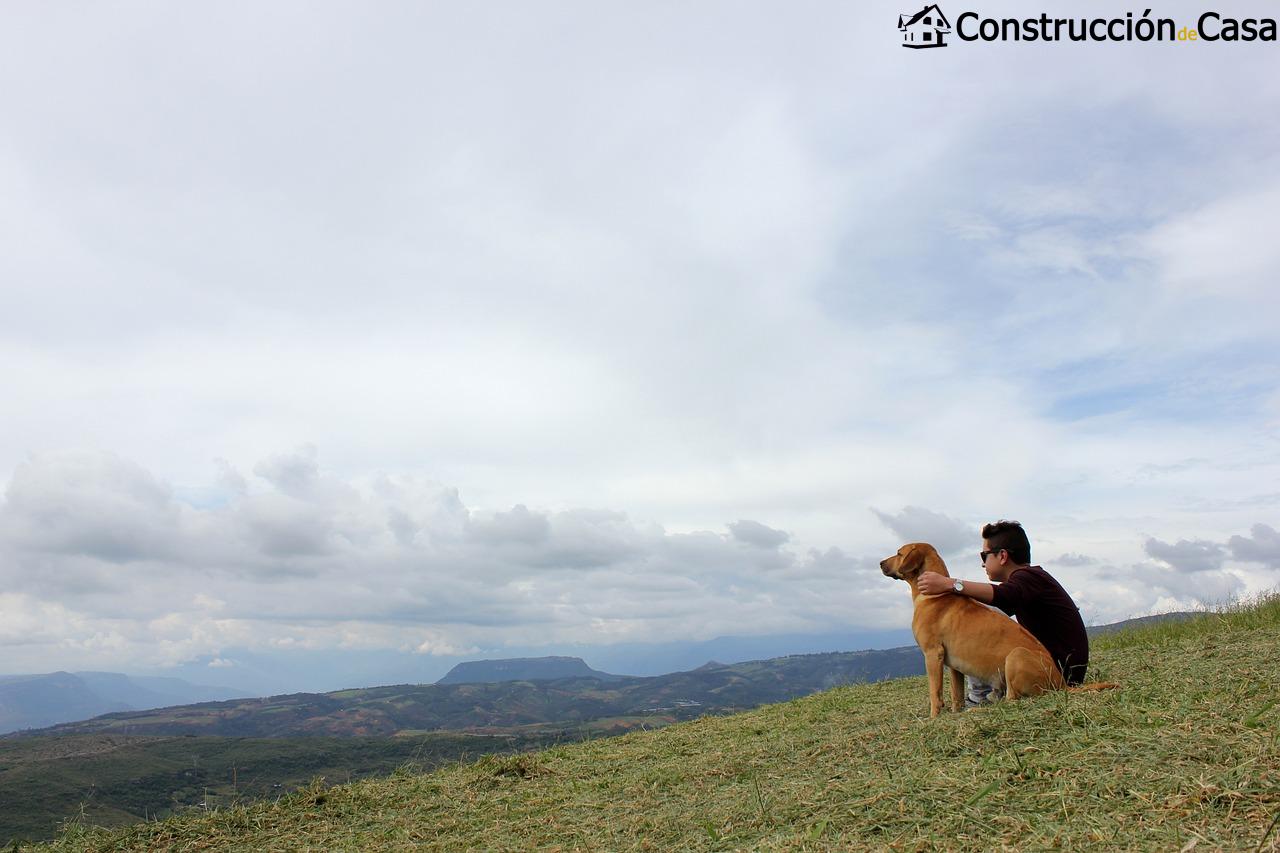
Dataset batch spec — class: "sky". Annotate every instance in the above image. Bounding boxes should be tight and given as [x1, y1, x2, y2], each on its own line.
[2, 1, 1278, 694]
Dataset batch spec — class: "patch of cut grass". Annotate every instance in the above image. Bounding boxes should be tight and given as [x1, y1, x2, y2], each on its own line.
[38, 594, 1280, 851]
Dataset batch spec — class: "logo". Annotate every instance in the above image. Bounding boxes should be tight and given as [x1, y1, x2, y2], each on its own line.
[899, 4, 952, 48]
[896, 7, 1277, 47]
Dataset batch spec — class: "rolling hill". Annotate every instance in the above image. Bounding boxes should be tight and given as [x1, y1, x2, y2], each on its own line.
[33, 594, 1280, 851]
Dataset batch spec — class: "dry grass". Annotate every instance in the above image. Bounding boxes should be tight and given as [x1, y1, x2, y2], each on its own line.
[41, 594, 1280, 851]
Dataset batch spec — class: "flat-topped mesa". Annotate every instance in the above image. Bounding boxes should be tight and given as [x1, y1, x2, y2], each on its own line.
[436, 656, 621, 685]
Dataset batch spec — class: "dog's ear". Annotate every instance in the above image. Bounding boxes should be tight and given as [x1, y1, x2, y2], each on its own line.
[921, 544, 950, 578]
[897, 543, 927, 577]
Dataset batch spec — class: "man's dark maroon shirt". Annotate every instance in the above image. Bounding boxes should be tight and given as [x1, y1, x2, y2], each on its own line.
[989, 565, 1089, 685]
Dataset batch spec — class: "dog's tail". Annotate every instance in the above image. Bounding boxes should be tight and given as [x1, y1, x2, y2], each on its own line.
[1067, 682, 1121, 692]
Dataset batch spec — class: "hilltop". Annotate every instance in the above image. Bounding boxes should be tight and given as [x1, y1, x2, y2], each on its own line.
[38, 594, 1280, 851]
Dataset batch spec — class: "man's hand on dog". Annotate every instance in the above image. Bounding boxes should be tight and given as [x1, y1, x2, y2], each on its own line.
[916, 572, 953, 596]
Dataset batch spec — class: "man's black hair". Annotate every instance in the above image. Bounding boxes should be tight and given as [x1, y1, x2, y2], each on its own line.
[982, 519, 1031, 565]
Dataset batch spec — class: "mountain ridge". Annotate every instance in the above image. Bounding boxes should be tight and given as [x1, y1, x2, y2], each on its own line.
[7, 646, 926, 739]
[0, 672, 250, 735]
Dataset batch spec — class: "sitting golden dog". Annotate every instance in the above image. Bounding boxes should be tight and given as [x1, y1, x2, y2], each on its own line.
[880, 542, 1112, 716]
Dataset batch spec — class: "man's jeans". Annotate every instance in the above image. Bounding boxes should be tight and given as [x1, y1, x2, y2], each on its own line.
[965, 676, 1002, 707]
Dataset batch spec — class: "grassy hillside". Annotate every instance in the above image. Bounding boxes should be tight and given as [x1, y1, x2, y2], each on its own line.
[1, 647, 922, 845]
[37, 595, 1280, 851]
[0, 732, 573, 847]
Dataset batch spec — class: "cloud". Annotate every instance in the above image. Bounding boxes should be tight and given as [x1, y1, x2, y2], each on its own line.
[413, 636, 481, 657]
[1143, 537, 1227, 574]
[467, 504, 550, 546]
[871, 506, 973, 556]
[0, 450, 904, 671]
[0, 451, 182, 563]
[1148, 565, 1246, 605]
[1228, 524, 1280, 569]
[1054, 553, 1098, 567]
[728, 519, 790, 550]
[1141, 182, 1280, 308]
[252, 446, 320, 498]
[215, 459, 249, 497]
[1140, 527, 1280, 605]
[237, 493, 336, 561]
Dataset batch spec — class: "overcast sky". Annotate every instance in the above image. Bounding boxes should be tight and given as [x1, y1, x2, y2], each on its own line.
[2, 2, 1278, 690]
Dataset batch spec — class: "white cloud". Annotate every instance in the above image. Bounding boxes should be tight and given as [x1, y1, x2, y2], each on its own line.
[0, 451, 904, 670]
[0, 3, 1277, 683]
[871, 507, 973, 557]
[0, 451, 182, 563]
[6, 448, 1264, 677]
[1140, 534, 1249, 606]
[1141, 182, 1280, 302]
[728, 520, 791, 550]
[467, 505, 551, 547]
[1144, 537, 1228, 574]
[252, 446, 321, 498]
[1147, 564, 1247, 606]
[1229, 524, 1280, 569]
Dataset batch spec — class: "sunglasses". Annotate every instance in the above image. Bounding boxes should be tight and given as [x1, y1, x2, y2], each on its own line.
[980, 548, 1006, 563]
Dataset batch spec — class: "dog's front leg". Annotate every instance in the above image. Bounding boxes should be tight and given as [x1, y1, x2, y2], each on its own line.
[924, 646, 946, 717]
[950, 666, 965, 712]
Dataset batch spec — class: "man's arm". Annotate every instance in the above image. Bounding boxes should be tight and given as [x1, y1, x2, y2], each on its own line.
[916, 571, 996, 603]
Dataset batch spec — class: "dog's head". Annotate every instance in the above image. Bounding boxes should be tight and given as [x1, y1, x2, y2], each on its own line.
[879, 542, 949, 581]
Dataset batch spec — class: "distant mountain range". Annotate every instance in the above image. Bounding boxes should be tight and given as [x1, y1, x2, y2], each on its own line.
[1, 613, 1194, 739]
[0, 671, 249, 735]
[7, 647, 926, 740]
[437, 656, 621, 685]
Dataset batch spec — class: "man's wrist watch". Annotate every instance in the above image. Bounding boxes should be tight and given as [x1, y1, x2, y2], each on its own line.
[952, 579, 965, 594]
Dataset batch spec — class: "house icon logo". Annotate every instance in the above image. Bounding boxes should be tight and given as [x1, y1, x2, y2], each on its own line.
[898, 4, 951, 48]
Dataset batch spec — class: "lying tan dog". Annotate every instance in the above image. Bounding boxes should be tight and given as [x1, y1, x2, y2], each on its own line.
[880, 542, 1116, 716]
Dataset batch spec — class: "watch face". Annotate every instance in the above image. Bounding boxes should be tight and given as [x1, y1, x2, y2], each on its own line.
[953, 580, 964, 592]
